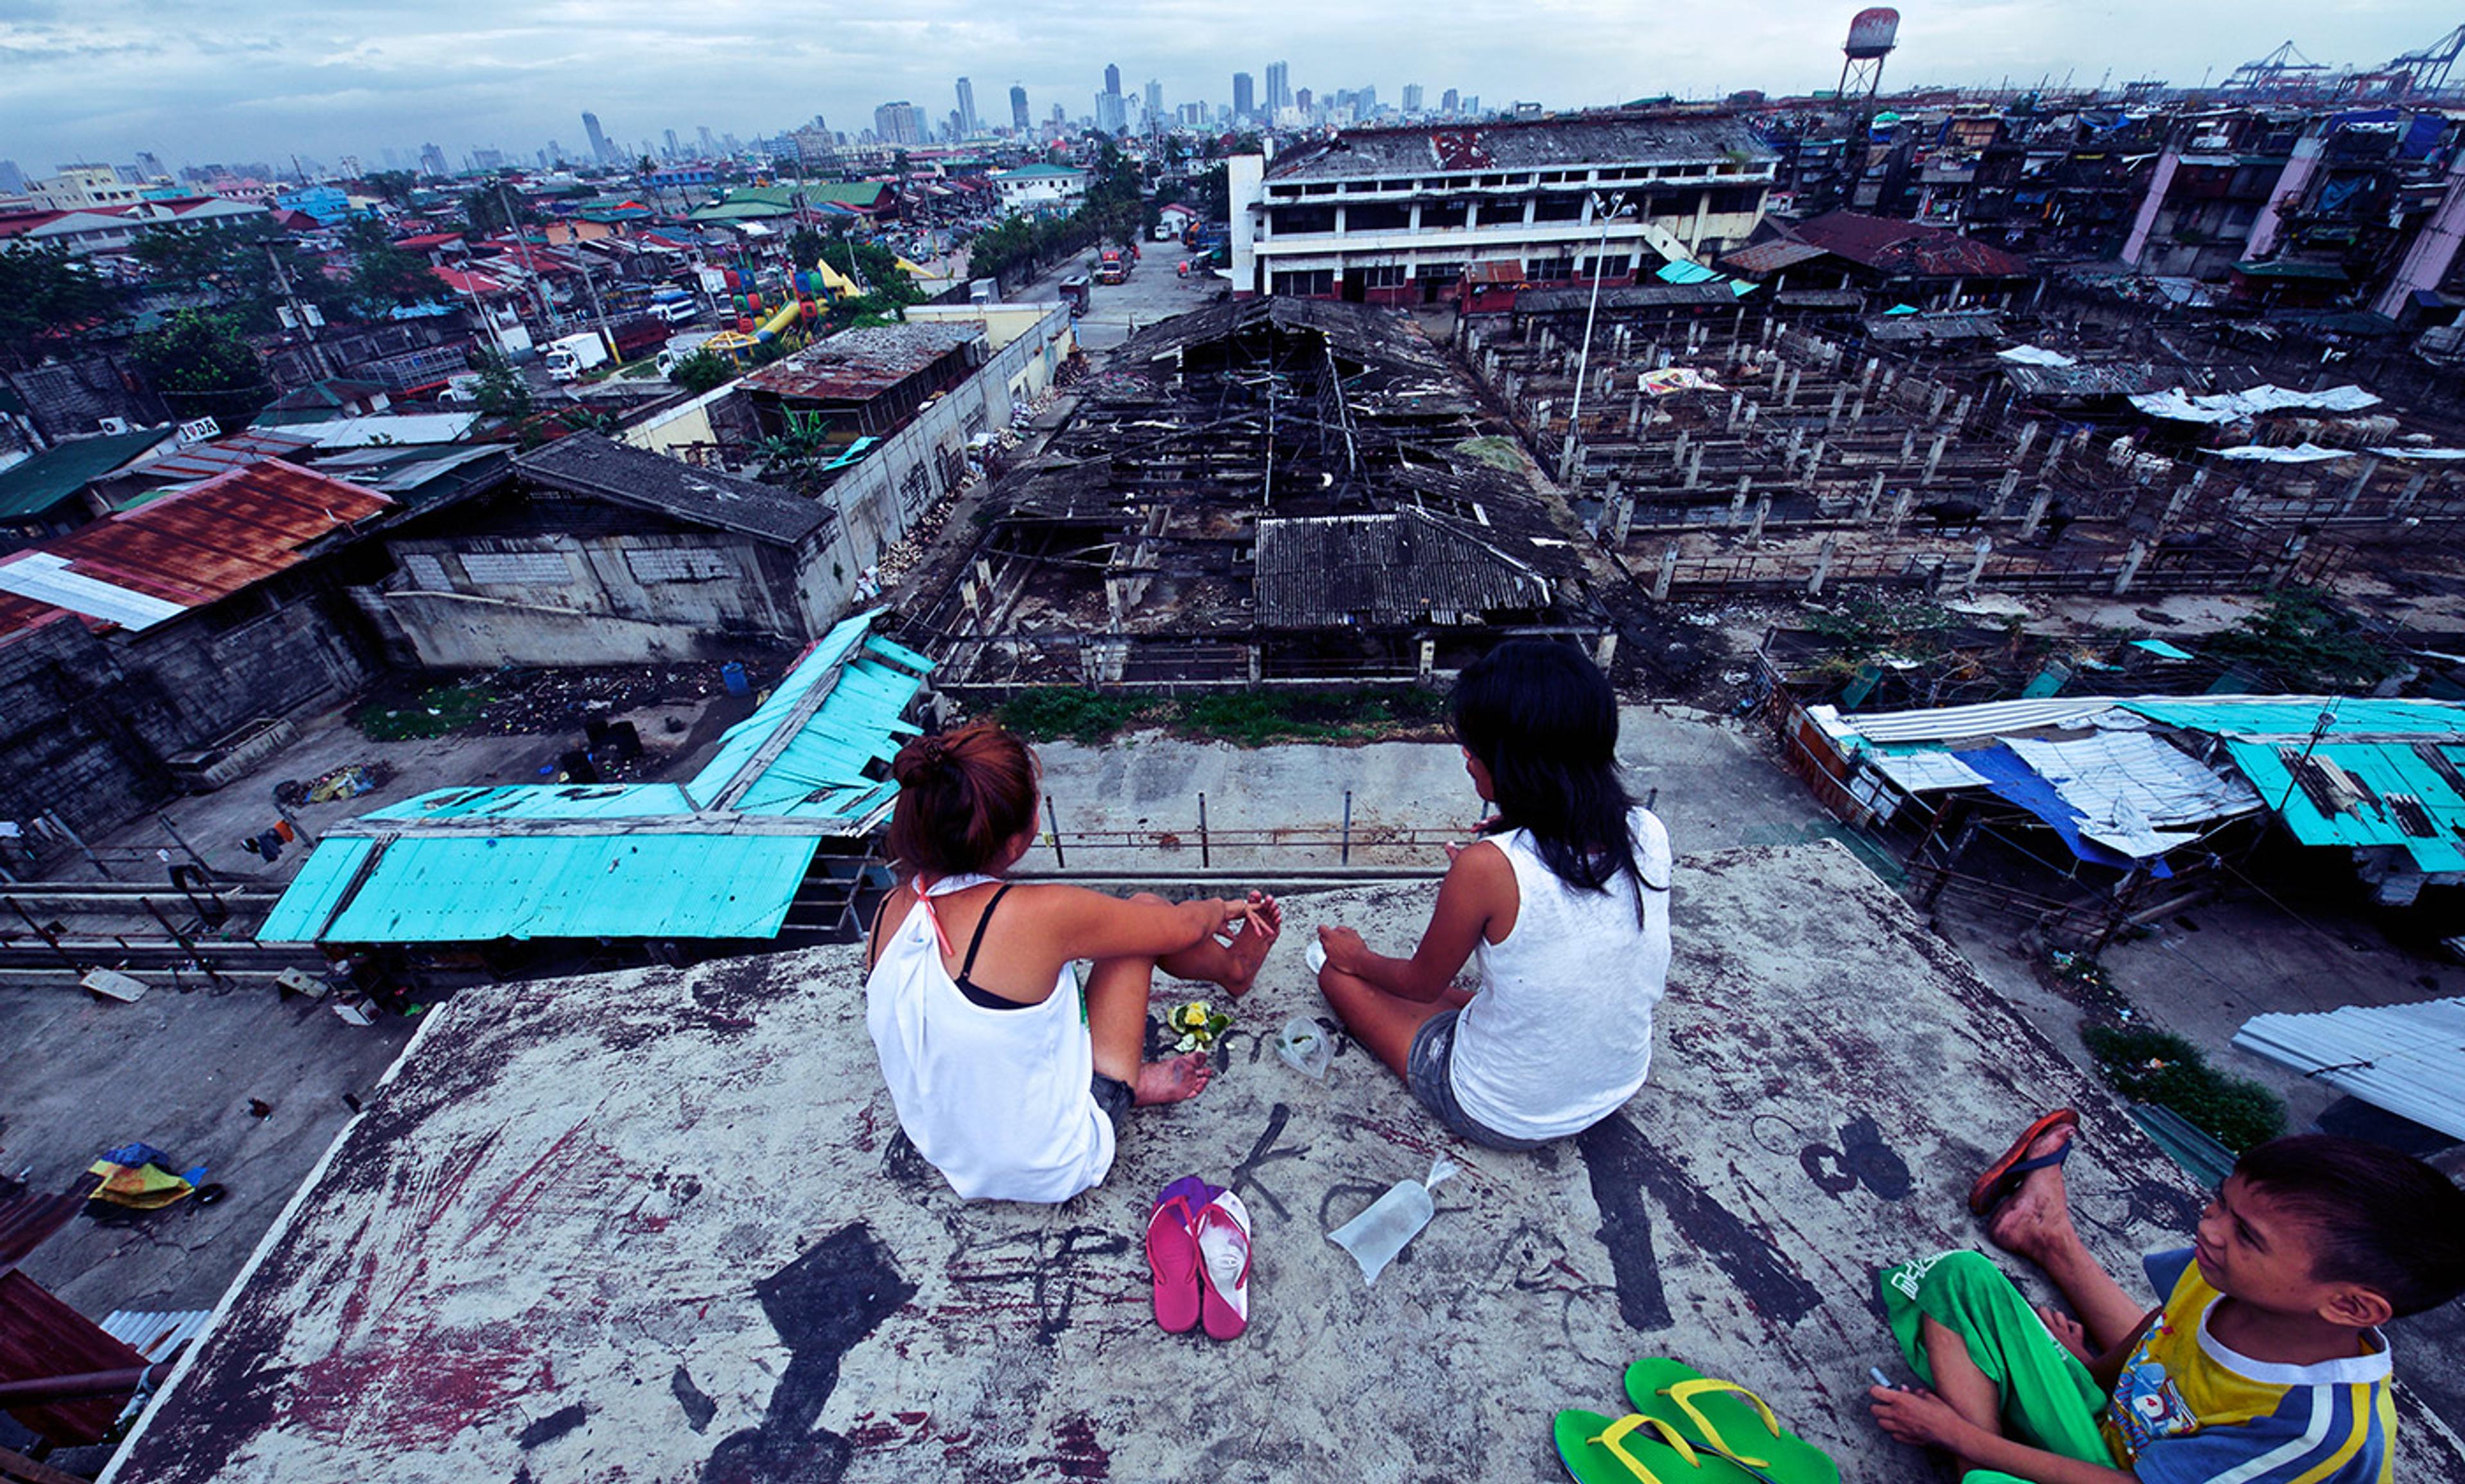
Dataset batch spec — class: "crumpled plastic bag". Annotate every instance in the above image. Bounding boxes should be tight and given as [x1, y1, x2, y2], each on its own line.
[1275, 1017, 1332, 1080]
[1326, 1155, 1458, 1286]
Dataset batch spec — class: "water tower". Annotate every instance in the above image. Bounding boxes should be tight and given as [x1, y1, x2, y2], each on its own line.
[1838, 7, 1900, 99]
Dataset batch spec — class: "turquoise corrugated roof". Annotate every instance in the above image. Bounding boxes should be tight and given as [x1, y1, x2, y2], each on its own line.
[362, 784, 696, 822]
[255, 838, 377, 942]
[296, 833, 821, 942]
[259, 612, 928, 944]
[2223, 739, 2465, 872]
[687, 614, 930, 820]
[0, 427, 173, 519]
[2122, 697, 2465, 738]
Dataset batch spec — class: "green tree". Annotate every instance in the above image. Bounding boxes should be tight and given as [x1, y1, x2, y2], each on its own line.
[131, 220, 288, 325]
[467, 348, 533, 418]
[668, 349, 734, 393]
[360, 169, 420, 208]
[0, 243, 123, 368]
[460, 179, 534, 238]
[133, 310, 275, 429]
[786, 225, 828, 271]
[340, 218, 438, 312]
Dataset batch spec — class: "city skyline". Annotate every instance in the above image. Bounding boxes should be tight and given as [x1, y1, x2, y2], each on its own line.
[2, 0, 2455, 166]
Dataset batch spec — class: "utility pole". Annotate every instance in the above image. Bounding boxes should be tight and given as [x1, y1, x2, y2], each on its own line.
[263, 243, 336, 380]
[575, 254, 619, 363]
[1562, 192, 1631, 494]
[497, 180, 555, 332]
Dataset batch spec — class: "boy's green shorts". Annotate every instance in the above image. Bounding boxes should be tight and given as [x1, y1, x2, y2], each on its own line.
[1877, 1250, 2123, 1483]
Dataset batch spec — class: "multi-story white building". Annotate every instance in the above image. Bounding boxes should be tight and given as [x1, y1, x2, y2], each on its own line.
[987, 162, 1088, 214]
[1230, 115, 1779, 305]
[31, 165, 144, 212]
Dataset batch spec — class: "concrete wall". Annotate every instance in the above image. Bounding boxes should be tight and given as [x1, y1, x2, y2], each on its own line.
[811, 302, 1075, 572]
[0, 586, 379, 835]
[376, 530, 813, 668]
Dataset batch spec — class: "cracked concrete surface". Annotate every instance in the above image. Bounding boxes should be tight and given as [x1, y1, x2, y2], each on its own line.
[98, 843, 2465, 1483]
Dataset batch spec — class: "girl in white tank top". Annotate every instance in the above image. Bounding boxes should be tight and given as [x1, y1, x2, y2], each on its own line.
[861, 723, 1283, 1202]
[1310, 641, 1670, 1149]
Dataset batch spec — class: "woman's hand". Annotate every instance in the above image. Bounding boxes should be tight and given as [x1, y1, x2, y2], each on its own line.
[1316, 924, 1369, 974]
[1867, 1384, 1971, 1452]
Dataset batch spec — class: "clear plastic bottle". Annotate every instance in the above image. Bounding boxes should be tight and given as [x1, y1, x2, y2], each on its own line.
[1326, 1157, 1458, 1285]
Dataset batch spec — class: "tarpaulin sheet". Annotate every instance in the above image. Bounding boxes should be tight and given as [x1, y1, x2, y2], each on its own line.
[1995, 345, 2078, 367]
[2208, 442, 2350, 463]
[2127, 383, 2382, 423]
[1963, 744, 2173, 875]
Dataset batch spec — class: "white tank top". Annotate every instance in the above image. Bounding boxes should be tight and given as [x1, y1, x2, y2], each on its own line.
[1449, 808, 1672, 1141]
[863, 877, 1116, 1203]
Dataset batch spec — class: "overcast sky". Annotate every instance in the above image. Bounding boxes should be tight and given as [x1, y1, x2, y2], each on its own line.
[1, 0, 2453, 172]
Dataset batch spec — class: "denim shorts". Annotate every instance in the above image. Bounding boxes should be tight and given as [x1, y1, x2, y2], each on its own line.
[1091, 1071, 1133, 1130]
[1405, 1009, 1552, 1152]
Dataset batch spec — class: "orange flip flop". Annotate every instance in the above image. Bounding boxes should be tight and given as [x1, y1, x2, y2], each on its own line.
[1966, 1109, 2079, 1216]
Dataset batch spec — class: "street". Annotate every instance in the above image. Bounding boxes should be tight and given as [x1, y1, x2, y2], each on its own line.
[1010, 239, 1227, 349]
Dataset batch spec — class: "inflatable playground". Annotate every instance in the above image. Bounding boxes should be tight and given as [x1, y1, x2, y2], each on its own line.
[700, 257, 865, 363]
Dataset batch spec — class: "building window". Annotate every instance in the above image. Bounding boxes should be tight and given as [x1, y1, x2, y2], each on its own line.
[1271, 270, 1336, 296]
[1526, 257, 1574, 281]
[1380, 179, 1414, 191]
[1358, 265, 1408, 288]
[1576, 254, 1632, 279]
[1346, 202, 1412, 232]
[1272, 205, 1337, 235]
[1532, 194, 1586, 222]
[1416, 261, 1465, 280]
[1344, 180, 1378, 193]
[1301, 183, 1338, 196]
[625, 547, 735, 583]
[461, 550, 574, 585]
[1420, 200, 1468, 229]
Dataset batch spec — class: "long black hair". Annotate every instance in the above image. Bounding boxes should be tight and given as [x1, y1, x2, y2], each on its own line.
[1453, 640, 1661, 909]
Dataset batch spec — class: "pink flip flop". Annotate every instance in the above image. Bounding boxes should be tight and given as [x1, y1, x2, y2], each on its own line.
[1196, 1189, 1252, 1340]
[1146, 1194, 1202, 1333]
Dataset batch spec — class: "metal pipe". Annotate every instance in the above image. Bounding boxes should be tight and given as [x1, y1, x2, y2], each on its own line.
[1197, 793, 1209, 870]
[1044, 795, 1065, 869]
[1341, 790, 1353, 865]
[0, 1361, 175, 1406]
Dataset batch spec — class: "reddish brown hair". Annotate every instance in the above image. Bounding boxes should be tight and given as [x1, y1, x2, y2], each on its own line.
[884, 722, 1040, 878]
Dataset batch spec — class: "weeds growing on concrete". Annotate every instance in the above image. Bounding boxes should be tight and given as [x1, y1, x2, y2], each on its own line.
[355, 681, 494, 741]
[2082, 1023, 2286, 1152]
[992, 686, 1449, 747]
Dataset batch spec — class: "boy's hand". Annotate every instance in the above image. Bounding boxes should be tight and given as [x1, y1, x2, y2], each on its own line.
[1869, 1384, 1971, 1452]
[2037, 1303, 2091, 1361]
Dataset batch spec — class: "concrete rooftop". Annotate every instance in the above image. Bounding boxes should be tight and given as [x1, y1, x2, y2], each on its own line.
[98, 843, 2465, 1483]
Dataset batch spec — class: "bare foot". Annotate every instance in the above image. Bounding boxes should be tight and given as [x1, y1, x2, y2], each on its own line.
[1984, 1121, 2079, 1260]
[1218, 893, 1283, 998]
[1133, 1051, 1212, 1106]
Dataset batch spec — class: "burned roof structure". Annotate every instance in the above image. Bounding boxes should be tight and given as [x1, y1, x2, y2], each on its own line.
[1265, 114, 1776, 181]
[913, 299, 1606, 688]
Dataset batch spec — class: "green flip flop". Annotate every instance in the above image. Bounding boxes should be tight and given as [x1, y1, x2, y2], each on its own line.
[1619, 1359, 1841, 1484]
[1552, 1410, 1760, 1484]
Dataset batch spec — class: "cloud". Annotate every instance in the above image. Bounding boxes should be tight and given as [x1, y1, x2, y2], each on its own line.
[0, 0, 2446, 171]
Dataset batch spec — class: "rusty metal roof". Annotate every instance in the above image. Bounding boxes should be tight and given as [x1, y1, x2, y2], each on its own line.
[116, 429, 319, 494]
[0, 459, 389, 636]
[740, 324, 981, 403]
[1719, 240, 1832, 275]
[1790, 211, 2031, 279]
[1268, 115, 1774, 181]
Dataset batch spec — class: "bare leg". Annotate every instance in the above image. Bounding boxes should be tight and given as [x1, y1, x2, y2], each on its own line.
[1085, 953, 1209, 1106]
[1984, 1123, 2145, 1350]
[1317, 962, 1454, 1078]
[1919, 1315, 2004, 1476]
[1157, 892, 1283, 998]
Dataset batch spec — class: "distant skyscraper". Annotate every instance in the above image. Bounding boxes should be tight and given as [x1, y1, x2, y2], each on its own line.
[1265, 61, 1291, 114]
[1232, 71, 1255, 121]
[419, 142, 450, 177]
[956, 76, 979, 136]
[1295, 87, 1312, 116]
[663, 128, 680, 159]
[1442, 88, 1460, 114]
[873, 101, 926, 145]
[1402, 85, 1424, 113]
[582, 111, 614, 164]
[699, 125, 716, 155]
[1145, 80, 1163, 131]
[1104, 63, 1122, 98]
[0, 160, 24, 194]
[1096, 91, 1127, 134]
[1010, 85, 1030, 131]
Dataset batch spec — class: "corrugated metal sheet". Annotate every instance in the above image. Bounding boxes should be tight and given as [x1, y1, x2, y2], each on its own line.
[2235, 997, 2465, 1141]
[258, 613, 929, 945]
[99, 1309, 212, 1361]
[320, 833, 821, 942]
[1807, 697, 2119, 745]
[0, 459, 388, 635]
[2122, 697, 2465, 738]
[0, 551, 187, 630]
[686, 616, 927, 822]
[2222, 738, 2465, 870]
[1865, 746, 1991, 793]
[254, 836, 377, 942]
[2005, 731, 2262, 858]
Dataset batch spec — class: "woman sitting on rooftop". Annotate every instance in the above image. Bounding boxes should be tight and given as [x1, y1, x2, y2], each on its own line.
[1313, 641, 1671, 1150]
[863, 722, 1280, 1204]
